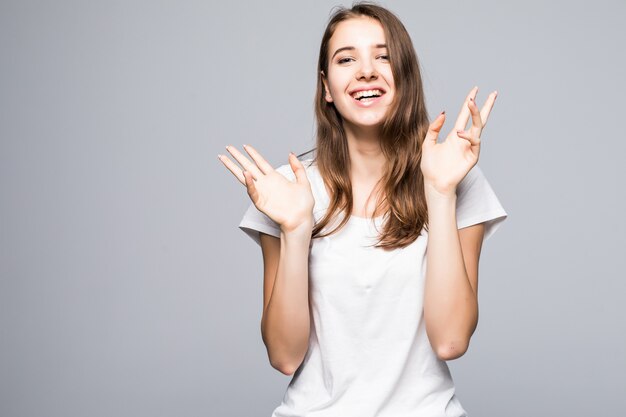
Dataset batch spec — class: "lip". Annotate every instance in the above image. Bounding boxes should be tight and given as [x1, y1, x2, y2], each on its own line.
[348, 86, 387, 107]
[348, 86, 387, 96]
[352, 95, 384, 107]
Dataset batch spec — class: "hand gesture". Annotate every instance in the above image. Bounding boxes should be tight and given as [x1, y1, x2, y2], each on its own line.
[420, 86, 497, 196]
[218, 145, 315, 233]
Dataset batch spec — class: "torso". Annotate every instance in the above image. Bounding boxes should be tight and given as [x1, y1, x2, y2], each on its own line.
[272, 161, 464, 417]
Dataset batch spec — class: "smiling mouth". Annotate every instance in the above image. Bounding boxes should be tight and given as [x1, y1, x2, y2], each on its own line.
[351, 89, 384, 101]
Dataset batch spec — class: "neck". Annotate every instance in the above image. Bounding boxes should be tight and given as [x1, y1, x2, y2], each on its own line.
[343, 122, 387, 183]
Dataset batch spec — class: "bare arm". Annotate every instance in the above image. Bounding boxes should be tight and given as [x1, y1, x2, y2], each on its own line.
[259, 220, 313, 375]
[423, 188, 485, 361]
[420, 86, 497, 361]
[218, 145, 315, 374]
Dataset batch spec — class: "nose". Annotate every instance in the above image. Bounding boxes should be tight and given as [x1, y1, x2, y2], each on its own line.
[356, 59, 378, 81]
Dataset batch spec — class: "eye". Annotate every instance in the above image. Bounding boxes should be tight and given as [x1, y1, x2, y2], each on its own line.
[337, 57, 354, 64]
[378, 54, 390, 61]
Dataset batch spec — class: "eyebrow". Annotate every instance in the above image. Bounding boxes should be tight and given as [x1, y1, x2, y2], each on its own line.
[331, 43, 387, 60]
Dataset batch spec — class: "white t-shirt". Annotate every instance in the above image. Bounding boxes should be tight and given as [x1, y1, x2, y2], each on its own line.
[239, 159, 507, 417]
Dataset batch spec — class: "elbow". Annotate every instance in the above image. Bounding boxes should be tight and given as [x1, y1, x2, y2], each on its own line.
[263, 334, 305, 376]
[436, 340, 469, 361]
[263, 342, 301, 375]
[270, 358, 299, 376]
[261, 318, 309, 376]
[262, 341, 306, 376]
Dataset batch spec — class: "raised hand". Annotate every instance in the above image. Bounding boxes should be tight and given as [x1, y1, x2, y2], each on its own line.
[420, 86, 497, 196]
[218, 145, 315, 232]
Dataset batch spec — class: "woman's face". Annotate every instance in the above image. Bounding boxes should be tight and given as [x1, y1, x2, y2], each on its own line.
[322, 16, 395, 131]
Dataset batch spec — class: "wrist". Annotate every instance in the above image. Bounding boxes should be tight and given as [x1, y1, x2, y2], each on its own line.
[424, 181, 457, 201]
[280, 216, 314, 236]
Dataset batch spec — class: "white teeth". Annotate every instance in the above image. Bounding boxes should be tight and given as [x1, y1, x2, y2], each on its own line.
[352, 89, 383, 99]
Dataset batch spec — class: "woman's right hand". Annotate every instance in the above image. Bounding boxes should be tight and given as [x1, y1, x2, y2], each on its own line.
[218, 144, 315, 233]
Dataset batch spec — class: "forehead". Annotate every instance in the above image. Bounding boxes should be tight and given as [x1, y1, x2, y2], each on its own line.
[329, 16, 386, 51]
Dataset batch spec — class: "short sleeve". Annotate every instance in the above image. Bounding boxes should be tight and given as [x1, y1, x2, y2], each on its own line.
[237, 163, 295, 246]
[455, 164, 508, 241]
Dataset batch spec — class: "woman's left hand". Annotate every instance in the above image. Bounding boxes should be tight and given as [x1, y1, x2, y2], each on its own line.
[420, 86, 497, 196]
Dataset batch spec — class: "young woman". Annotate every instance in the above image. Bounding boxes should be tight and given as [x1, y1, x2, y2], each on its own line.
[218, 3, 507, 416]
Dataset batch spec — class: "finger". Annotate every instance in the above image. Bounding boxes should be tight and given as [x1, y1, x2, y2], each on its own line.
[242, 170, 259, 202]
[424, 111, 446, 144]
[225, 145, 263, 179]
[288, 152, 310, 185]
[479, 91, 498, 128]
[218, 153, 246, 185]
[467, 97, 484, 136]
[453, 86, 479, 132]
[456, 129, 481, 146]
[242, 144, 274, 175]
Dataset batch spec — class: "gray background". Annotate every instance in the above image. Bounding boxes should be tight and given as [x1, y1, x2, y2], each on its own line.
[1, 0, 625, 416]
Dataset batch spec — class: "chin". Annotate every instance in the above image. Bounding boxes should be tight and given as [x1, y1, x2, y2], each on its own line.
[352, 115, 387, 128]
[342, 112, 382, 123]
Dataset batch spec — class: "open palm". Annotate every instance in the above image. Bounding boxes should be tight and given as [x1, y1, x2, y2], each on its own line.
[218, 145, 315, 232]
[420, 86, 498, 195]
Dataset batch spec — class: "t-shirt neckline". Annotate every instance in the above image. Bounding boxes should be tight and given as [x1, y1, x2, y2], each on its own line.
[308, 161, 387, 224]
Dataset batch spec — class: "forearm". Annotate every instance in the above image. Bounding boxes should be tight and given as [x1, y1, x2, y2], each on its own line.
[424, 186, 478, 360]
[261, 222, 312, 374]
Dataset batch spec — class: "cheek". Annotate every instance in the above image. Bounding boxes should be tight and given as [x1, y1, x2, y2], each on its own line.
[327, 87, 344, 104]
[383, 71, 395, 89]
[327, 71, 351, 92]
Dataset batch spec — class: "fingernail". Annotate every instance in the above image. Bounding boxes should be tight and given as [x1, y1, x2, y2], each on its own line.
[440, 110, 445, 115]
[242, 144, 248, 148]
[217, 154, 222, 160]
[469, 97, 473, 102]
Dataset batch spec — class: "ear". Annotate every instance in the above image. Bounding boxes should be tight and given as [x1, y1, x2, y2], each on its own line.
[320, 71, 333, 103]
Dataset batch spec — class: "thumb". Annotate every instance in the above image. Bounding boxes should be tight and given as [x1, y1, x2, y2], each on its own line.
[288, 152, 309, 184]
[424, 111, 446, 144]
[243, 170, 259, 203]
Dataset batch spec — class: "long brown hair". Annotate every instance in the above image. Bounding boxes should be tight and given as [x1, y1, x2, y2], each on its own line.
[301, 2, 431, 250]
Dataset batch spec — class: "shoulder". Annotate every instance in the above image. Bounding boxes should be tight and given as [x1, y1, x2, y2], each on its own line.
[455, 163, 508, 241]
[457, 164, 484, 194]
